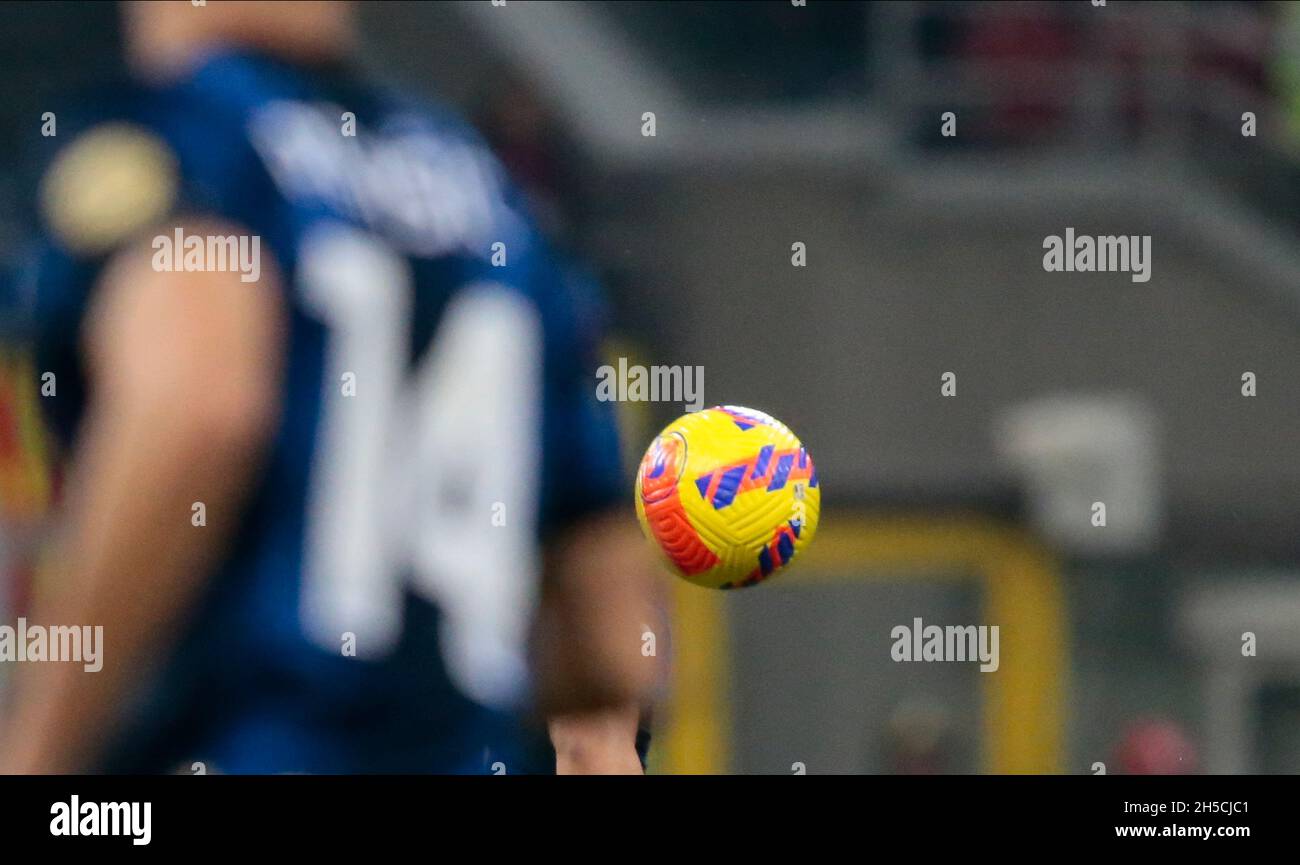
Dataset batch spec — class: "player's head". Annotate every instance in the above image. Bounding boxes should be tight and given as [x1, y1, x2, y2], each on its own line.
[123, 0, 356, 81]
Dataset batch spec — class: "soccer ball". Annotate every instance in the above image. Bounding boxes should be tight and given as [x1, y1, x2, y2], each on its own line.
[634, 405, 820, 590]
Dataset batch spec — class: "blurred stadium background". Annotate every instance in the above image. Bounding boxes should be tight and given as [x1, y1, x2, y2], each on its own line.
[3, 0, 1300, 774]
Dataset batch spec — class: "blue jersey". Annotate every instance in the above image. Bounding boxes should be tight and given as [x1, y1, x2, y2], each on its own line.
[19, 51, 624, 773]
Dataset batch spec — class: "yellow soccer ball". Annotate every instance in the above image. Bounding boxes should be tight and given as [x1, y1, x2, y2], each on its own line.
[634, 406, 820, 589]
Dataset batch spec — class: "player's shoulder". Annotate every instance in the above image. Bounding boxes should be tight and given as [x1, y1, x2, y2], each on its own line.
[30, 58, 271, 260]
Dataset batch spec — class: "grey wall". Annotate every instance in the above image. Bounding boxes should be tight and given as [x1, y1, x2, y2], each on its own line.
[598, 168, 1300, 562]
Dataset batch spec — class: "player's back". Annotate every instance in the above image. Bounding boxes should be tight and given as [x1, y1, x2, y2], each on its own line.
[26, 50, 620, 773]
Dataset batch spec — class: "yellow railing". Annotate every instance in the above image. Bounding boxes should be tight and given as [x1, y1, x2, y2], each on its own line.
[655, 513, 1067, 774]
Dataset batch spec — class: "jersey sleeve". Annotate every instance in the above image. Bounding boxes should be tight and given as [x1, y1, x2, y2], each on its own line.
[536, 261, 627, 535]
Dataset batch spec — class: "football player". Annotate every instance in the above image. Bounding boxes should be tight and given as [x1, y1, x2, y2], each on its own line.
[0, 0, 655, 774]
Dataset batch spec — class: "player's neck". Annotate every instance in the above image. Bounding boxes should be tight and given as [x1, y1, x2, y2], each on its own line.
[130, 38, 352, 84]
[125, 4, 354, 83]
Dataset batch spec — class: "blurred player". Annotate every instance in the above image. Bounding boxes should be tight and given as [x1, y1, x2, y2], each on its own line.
[0, 0, 655, 774]
[0, 339, 52, 646]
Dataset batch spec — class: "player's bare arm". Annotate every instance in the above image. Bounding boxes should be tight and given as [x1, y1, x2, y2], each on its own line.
[0, 223, 284, 773]
[534, 511, 659, 718]
[549, 704, 644, 775]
